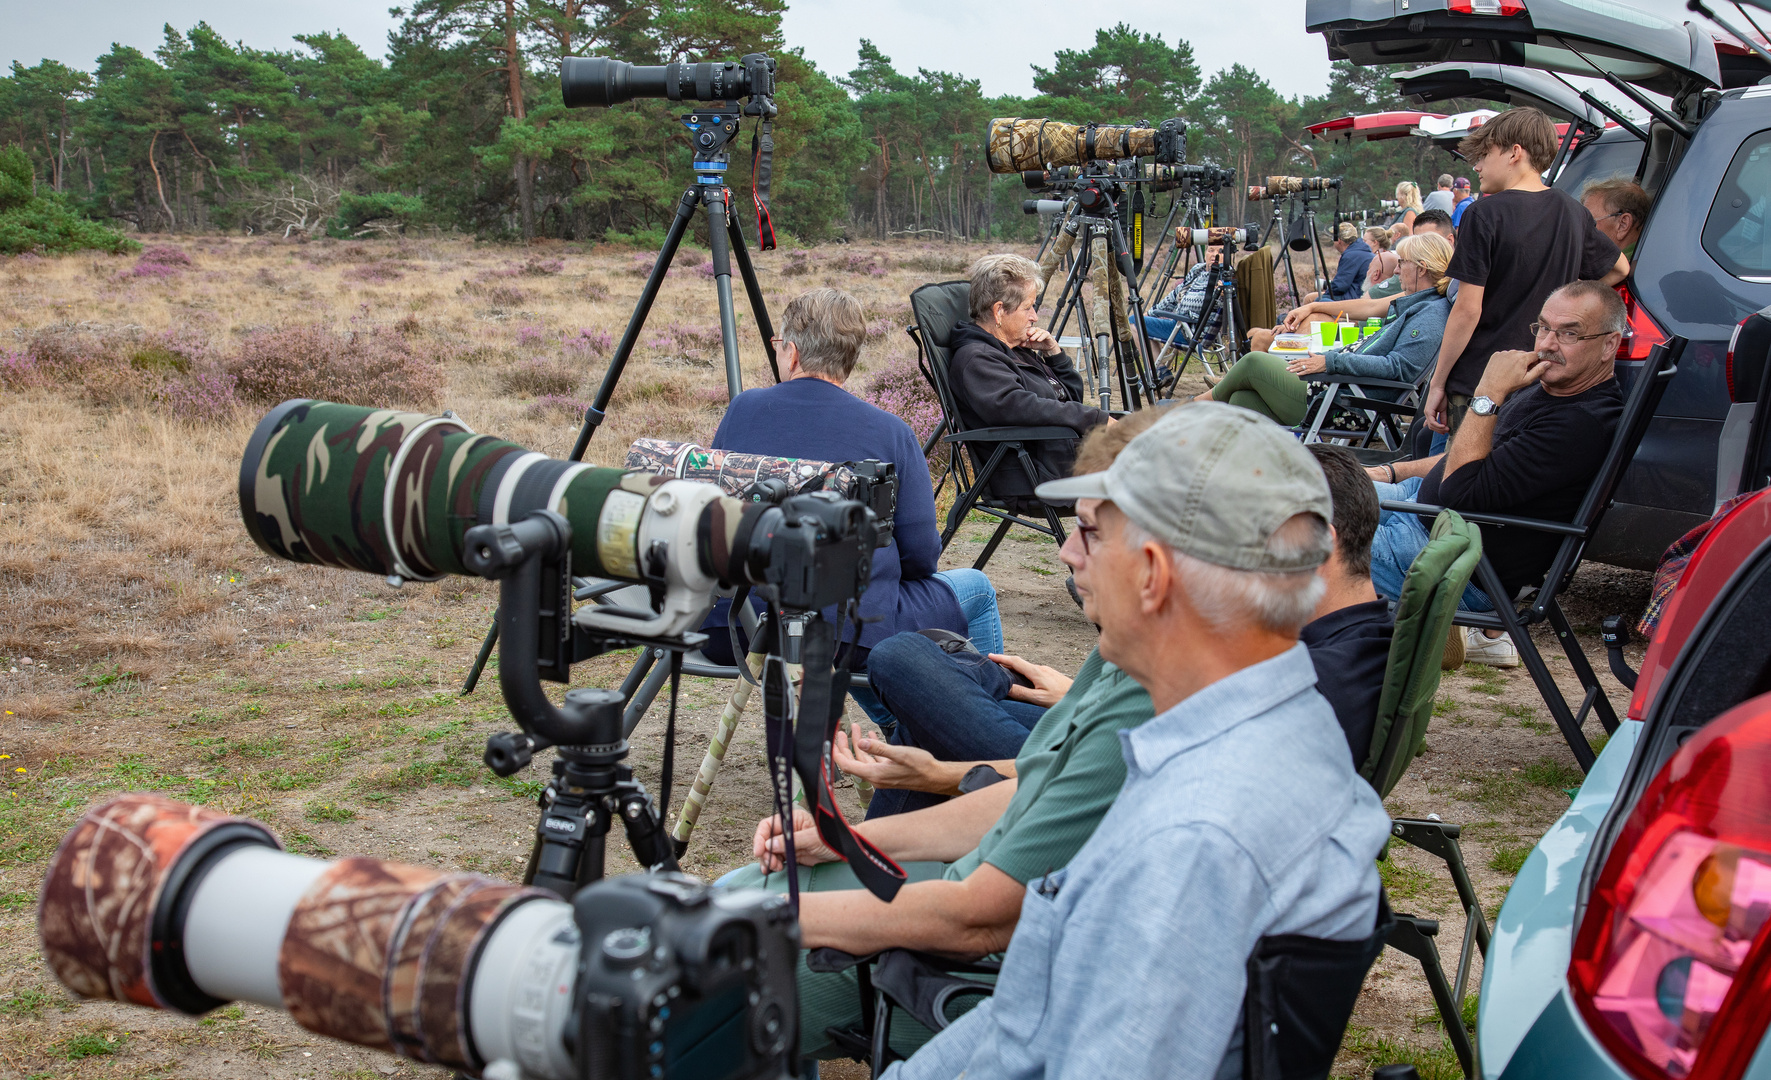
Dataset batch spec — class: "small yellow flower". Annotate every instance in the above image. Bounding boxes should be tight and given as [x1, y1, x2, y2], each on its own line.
[0, 754, 9, 759]
[13, 767, 23, 773]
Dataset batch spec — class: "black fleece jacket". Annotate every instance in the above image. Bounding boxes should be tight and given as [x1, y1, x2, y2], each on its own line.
[946, 321, 1111, 497]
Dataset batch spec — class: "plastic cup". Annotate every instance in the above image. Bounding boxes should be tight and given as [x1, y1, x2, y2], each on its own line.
[1318, 321, 1337, 346]
[1339, 324, 1359, 346]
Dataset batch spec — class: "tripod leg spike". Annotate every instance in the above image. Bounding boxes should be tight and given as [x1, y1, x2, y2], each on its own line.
[671, 650, 766, 848]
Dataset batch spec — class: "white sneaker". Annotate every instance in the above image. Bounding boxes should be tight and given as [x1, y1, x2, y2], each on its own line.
[1464, 627, 1521, 668]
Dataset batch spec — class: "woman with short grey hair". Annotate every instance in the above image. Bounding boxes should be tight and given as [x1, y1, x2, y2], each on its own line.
[777, 287, 870, 381]
[947, 254, 1112, 503]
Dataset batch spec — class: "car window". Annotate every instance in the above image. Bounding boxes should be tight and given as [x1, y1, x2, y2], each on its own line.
[1703, 131, 1771, 282]
[1553, 133, 1642, 195]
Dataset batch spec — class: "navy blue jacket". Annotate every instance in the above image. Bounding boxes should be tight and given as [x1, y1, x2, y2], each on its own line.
[706, 376, 965, 651]
[1326, 239, 1374, 302]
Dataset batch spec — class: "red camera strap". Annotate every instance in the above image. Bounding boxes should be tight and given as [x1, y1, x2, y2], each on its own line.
[751, 120, 777, 251]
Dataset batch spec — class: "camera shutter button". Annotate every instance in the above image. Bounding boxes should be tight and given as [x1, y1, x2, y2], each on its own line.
[602, 927, 651, 967]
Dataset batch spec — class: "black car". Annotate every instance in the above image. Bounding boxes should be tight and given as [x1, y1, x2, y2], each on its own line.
[1306, 0, 1771, 568]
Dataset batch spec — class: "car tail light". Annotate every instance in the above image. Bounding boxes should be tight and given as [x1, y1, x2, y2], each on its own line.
[1619, 283, 1670, 362]
[1569, 691, 1771, 1080]
[1449, 0, 1527, 14]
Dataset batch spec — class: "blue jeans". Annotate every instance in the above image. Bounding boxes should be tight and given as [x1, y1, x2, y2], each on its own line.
[1369, 477, 1494, 612]
[846, 569, 1004, 728]
[1143, 314, 1192, 348]
[862, 630, 1047, 818]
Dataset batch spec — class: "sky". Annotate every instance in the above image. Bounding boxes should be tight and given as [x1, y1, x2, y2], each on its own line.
[2, 0, 1721, 109]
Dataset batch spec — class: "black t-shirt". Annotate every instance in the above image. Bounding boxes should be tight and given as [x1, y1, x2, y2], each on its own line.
[1418, 379, 1624, 597]
[1302, 599, 1394, 769]
[1444, 188, 1621, 396]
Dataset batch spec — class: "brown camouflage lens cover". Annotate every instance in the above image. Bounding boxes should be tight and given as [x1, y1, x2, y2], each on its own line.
[987, 117, 1157, 172]
[38, 794, 278, 1009]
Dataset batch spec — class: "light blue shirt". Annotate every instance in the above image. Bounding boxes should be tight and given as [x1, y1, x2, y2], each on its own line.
[885, 644, 1391, 1080]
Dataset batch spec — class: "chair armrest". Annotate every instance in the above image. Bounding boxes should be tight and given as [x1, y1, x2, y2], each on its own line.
[943, 425, 1080, 444]
[1377, 499, 1587, 537]
[1304, 374, 1419, 392]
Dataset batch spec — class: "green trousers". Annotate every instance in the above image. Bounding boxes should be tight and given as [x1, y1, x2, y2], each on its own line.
[721, 858, 956, 1060]
[1209, 350, 1310, 426]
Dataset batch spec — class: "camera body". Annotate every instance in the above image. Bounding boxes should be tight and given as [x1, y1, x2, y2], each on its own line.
[746, 491, 876, 613]
[573, 874, 799, 1080]
[1153, 118, 1186, 166]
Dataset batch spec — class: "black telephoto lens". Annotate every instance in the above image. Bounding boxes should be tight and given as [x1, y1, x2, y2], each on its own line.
[562, 58, 666, 107]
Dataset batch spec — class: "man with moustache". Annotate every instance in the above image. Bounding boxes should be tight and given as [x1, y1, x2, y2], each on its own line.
[1363, 281, 1625, 653]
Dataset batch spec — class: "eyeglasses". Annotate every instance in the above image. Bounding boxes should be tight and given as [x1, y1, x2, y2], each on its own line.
[1074, 522, 1101, 554]
[1529, 321, 1613, 345]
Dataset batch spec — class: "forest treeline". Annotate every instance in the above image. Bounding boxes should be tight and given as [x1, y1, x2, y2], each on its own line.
[0, 2, 1466, 247]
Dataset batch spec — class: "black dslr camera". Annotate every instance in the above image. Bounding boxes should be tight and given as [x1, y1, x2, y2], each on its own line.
[573, 874, 799, 1080]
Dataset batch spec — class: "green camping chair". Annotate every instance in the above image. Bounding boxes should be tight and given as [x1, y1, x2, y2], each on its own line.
[1361, 507, 1485, 1078]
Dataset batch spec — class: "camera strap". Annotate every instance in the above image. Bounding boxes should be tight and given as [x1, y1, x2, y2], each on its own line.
[751, 120, 776, 251]
[763, 616, 905, 905]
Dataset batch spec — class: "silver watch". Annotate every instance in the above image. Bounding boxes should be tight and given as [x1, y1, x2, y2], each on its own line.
[1468, 395, 1499, 417]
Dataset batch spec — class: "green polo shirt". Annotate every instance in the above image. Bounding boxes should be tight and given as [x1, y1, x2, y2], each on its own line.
[944, 647, 1154, 884]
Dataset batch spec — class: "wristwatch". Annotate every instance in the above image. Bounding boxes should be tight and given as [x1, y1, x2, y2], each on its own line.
[1469, 395, 1499, 417]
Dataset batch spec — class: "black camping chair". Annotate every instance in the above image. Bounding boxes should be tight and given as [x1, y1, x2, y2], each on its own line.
[812, 896, 1395, 1079]
[1298, 369, 1426, 453]
[1378, 337, 1684, 772]
[907, 280, 1076, 571]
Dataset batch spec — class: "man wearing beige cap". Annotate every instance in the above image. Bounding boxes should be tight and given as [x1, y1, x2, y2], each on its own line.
[885, 403, 1391, 1080]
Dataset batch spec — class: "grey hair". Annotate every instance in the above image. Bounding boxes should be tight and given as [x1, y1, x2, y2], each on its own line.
[1122, 513, 1329, 635]
[1549, 279, 1628, 336]
[968, 253, 1042, 323]
[779, 287, 869, 380]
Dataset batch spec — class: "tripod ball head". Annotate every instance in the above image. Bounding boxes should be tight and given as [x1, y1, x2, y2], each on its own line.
[483, 732, 535, 776]
[561, 687, 626, 751]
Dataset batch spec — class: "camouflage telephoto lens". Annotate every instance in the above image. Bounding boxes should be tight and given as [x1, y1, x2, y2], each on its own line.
[237, 399, 754, 586]
[988, 118, 1156, 173]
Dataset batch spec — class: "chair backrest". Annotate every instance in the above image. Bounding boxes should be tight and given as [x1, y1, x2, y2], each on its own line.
[1534, 335, 1683, 603]
[1361, 510, 1483, 798]
[907, 280, 973, 426]
[1242, 892, 1395, 1080]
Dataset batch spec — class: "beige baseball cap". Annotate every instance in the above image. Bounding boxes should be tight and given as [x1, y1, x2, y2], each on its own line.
[1036, 403, 1333, 573]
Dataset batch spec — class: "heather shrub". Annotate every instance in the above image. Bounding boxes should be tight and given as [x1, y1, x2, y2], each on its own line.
[643, 322, 723, 364]
[566, 327, 614, 357]
[694, 261, 718, 278]
[497, 356, 579, 398]
[780, 250, 816, 277]
[522, 257, 564, 276]
[674, 248, 707, 268]
[582, 280, 611, 301]
[342, 262, 404, 283]
[900, 249, 970, 274]
[159, 365, 240, 422]
[528, 394, 590, 420]
[227, 324, 443, 407]
[861, 353, 942, 460]
[836, 250, 888, 276]
[128, 245, 193, 280]
[458, 279, 529, 306]
[515, 324, 548, 349]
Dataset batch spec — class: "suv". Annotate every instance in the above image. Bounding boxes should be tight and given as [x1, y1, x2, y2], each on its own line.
[1303, 0, 1771, 569]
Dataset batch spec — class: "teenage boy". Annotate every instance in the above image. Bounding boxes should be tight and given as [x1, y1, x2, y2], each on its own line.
[1422, 107, 1627, 446]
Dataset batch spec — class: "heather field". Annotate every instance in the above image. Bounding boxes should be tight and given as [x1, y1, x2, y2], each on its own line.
[0, 236, 1644, 1080]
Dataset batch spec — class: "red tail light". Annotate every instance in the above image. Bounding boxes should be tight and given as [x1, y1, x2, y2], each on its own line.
[1449, 0, 1528, 13]
[1569, 691, 1771, 1080]
[1619, 283, 1670, 362]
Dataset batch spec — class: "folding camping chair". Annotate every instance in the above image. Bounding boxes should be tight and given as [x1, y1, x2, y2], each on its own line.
[1378, 337, 1683, 772]
[907, 280, 1077, 570]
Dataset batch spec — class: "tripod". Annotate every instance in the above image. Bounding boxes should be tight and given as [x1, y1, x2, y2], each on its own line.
[1044, 207, 1160, 412]
[485, 685, 681, 901]
[1261, 193, 1332, 310]
[463, 104, 779, 695]
[1152, 247, 1243, 394]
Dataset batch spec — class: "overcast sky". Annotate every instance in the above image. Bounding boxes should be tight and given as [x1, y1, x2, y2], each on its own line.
[3, 0, 1719, 107]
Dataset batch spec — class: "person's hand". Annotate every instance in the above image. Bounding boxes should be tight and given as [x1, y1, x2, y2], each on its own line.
[834, 724, 953, 793]
[1285, 354, 1327, 376]
[1424, 384, 1450, 434]
[753, 805, 836, 872]
[988, 654, 1074, 707]
[1023, 325, 1062, 355]
[1474, 349, 1550, 405]
[1280, 306, 1317, 332]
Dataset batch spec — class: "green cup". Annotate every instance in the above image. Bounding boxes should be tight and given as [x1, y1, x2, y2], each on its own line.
[1339, 323, 1359, 346]
[1318, 321, 1337, 346]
